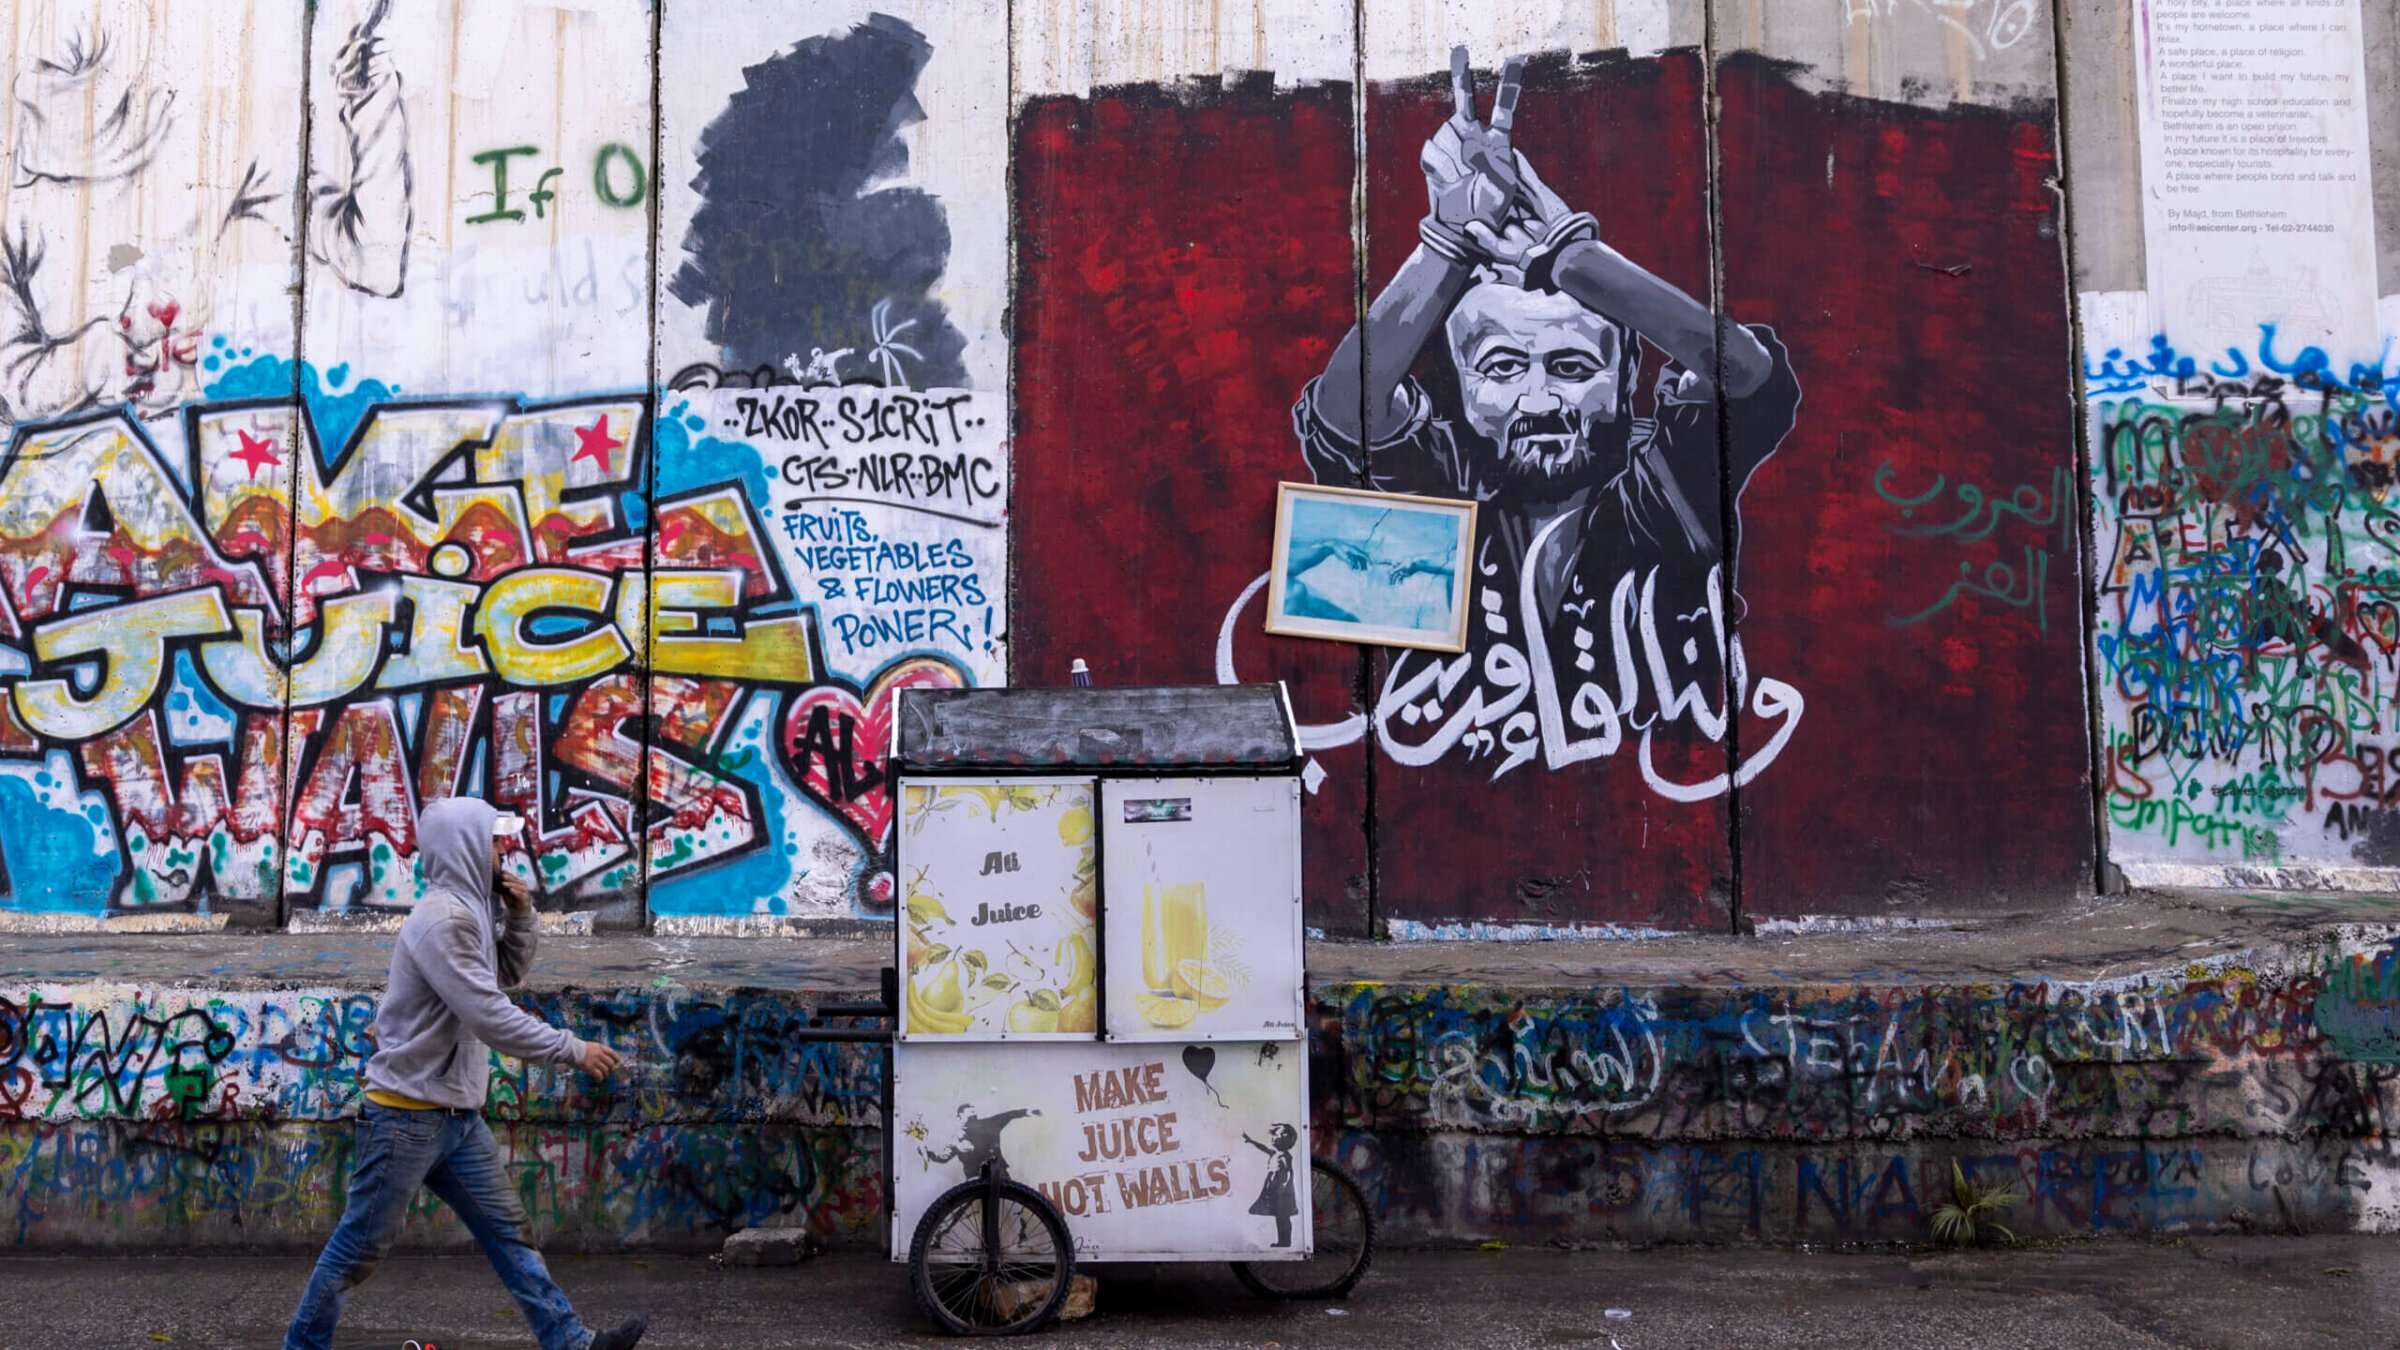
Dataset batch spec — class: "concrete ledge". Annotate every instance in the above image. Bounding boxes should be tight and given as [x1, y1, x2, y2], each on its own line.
[2121, 863, 2400, 892]
[2, 888, 2397, 1251]
[1753, 914, 1963, 935]
[0, 886, 2378, 995]
[1384, 920, 1677, 942]
[287, 910, 596, 936]
[0, 912, 231, 935]
[652, 915, 891, 940]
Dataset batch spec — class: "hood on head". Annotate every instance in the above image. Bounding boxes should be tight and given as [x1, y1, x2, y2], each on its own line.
[419, 797, 497, 909]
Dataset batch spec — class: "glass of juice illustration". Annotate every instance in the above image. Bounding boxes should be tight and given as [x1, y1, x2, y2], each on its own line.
[1140, 882, 1208, 993]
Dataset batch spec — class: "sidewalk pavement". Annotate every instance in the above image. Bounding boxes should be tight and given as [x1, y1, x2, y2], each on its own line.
[7, 1236, 2394, 1349]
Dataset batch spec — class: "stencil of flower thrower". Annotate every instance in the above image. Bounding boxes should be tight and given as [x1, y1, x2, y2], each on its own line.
[836, 682, 1372, 1335]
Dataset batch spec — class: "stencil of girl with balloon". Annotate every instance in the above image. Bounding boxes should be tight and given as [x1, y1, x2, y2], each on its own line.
[1242, 1124, 1301, 1247]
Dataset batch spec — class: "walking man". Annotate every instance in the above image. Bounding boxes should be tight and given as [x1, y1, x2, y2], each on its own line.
[285, 797, 647, 1350]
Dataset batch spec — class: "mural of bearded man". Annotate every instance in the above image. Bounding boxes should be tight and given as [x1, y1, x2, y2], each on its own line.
[1293, 50, 1804, 795]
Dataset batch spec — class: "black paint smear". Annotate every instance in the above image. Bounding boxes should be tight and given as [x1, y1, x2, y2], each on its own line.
[670, 13, 967, 390]
[2351, 806, 2400, 867]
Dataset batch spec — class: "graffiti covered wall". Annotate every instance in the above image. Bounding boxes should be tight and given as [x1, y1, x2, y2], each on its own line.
[0, 0, 1009, 926]
[1314, 925, 2400, 1243]
[649, 0, 1010, 925]
[8, 0, 2393, 928]
[1011, 0, 2095, 931]
[2087, 326, 2400, 881]
[0, 978, 884, 1246]
[2071, 0, 2400, 887]
[13, 927, 2400, 1248]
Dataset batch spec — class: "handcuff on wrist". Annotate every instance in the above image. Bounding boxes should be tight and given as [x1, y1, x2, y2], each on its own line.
[1421, 210, 1600, 290]
[1520, 211, 1599, 292]
[1419, 215, 1477, 265]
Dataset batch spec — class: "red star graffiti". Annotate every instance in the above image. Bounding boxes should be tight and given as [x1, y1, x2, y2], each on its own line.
[230, 430, 282, 481]
[571, 416, 623, 473]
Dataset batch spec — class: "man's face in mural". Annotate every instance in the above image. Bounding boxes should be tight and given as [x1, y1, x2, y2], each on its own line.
[1445, 281, 1630, 487]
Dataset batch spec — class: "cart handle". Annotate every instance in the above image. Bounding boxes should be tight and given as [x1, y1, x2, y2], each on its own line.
[784, 1026, 893, 1043]
[810, 1000, 892, 1018]
[788, 967, 900, 1041]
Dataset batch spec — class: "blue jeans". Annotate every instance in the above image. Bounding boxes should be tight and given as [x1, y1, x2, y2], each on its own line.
[285, 1102, 593, 1350]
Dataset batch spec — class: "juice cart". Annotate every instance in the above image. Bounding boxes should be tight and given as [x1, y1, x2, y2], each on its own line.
[878, 682, 1373, 1334]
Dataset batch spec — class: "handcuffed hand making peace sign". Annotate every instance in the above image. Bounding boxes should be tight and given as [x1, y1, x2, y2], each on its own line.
[1419, 47, 1599, 286]
[1420, 47, 1525, 261]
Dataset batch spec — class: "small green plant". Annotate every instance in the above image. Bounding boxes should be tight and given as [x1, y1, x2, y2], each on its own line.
[1930, 1161, 2018, 1247]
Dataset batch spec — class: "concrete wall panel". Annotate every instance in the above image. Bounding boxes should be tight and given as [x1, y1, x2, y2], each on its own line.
[281, 0, 658, 922]
[1016, 0, 1355, 97]
[2072, 0, 2400, 888]
[301, 0, 655, 399]
[1361, 0, 1693, 72]
[0, 0, 304, 424]
[1718, 0, 2053, 110]
[1356, 11, 1731, 931]
[1717, 9, 2093, 916]
[2055, 0, 2141, 293]
[1008, 0, 1371, 932]
[0, 0, 305, 922]
[648, 2, 1011, 928]
[2083, 322, 2400, 886]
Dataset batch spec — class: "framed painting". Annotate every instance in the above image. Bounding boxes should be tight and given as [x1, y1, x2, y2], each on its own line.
[1265, 482, 1477, 652]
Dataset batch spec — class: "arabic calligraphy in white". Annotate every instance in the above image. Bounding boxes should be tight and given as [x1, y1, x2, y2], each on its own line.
[1218, 511, 1803, 799]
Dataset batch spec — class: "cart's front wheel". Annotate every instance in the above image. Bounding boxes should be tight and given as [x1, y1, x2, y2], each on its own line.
[1231, 1156, 1376, 1299]
[909, 1175, 1077, 1335]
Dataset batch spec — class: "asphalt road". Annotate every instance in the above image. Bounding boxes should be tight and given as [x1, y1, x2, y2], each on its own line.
[4, 1236, 2393, 1349]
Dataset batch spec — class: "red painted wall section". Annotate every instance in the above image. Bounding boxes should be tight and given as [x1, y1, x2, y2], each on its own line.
[1013, 55, 2090, 930]
[1012, 77, 1371, 931]
[1715, 53, 2093, 914]
[1361, 52, 1732, 931]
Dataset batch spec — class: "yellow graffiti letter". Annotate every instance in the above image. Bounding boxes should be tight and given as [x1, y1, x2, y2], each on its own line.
[649, 570, 817, 683]
[377, 577, 490, 688]
[475, 568, 630, 686]
[287, 590, 401, 706]
[16, 590, 235, 739]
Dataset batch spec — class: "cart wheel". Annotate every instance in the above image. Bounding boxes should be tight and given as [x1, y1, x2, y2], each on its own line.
[909, 1174, 1077, 1335]
[1231, 1157, 1376, 1300]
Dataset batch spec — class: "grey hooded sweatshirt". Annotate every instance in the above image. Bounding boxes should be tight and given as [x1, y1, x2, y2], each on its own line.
[363, 797, 582, 1108]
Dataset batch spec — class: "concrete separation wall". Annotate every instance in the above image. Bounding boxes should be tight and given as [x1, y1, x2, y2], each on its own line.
[0, 978, 886, 1249]
[1323, 947, 2400, 1243]
[8, 894, 2400, 1250]
[0, 0, 2136, 938]
[2071, 0, 2400, 889]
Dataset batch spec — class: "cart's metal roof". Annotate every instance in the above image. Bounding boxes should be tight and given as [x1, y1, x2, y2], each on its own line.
[894, 684, 1301, 769]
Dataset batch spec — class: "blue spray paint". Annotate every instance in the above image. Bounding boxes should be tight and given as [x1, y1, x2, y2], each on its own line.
[203, 354, 401, 466]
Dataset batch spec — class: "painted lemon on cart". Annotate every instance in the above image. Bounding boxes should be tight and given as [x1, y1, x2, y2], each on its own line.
[1173, 959, 1233, 1012]
[1134, 880, 1251, 1027]
[1133, 992, 1198, 1029]
[1058, 807, 1093, 845]
[901, 780, 1100, 1037]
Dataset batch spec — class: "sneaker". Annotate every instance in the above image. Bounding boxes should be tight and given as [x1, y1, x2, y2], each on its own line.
[590, 1316, 648, 1350]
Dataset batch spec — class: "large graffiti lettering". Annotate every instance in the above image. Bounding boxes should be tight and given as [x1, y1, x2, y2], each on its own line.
[0, 393, 962, 915]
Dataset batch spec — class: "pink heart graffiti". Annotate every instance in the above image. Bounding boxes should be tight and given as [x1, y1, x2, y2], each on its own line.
[779, 655, 966, 853]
